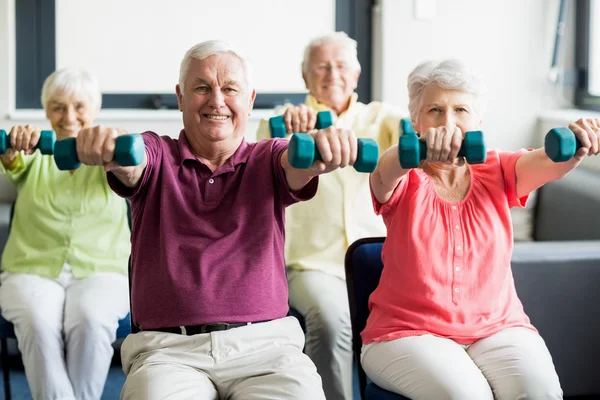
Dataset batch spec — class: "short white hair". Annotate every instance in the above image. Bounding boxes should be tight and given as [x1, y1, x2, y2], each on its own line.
[40, 67, 102, 113]
[301, 31, 361, 74]
[407, 59, 486, 123]
[179, 40, 253, 93]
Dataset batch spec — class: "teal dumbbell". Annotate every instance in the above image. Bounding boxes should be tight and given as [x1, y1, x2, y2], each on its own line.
[54, 134, 145, 170]
[288, 134, 379, 173]
[545, 127, 582, 162]
[0, 129, 56, 155]
[401, 118, 416, 135]
[269, 110, 334, 138]
[398, 129, 486, 169]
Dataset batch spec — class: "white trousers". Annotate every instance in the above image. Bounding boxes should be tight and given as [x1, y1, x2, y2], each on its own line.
[0, 267, 129, 400]
[120, 316, 325, 400]
[361, 327, 563, 400]
[287, 270, 353, 400]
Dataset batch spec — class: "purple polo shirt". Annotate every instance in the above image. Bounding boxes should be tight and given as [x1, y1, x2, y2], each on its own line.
[107, 131, 318, 330]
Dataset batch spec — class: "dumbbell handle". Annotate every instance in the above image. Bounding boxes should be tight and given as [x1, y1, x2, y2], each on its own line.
[409, 138, 477, 160]
[54, 134, 145, 170]
[288, 134, 379, 173]
[399, 131, 486, 169]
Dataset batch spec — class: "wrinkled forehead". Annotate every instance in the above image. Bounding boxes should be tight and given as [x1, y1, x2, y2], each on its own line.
[309, 42, 353, 64]
[419, 84, 476, 108]
[48, 90, 93, 107]
[185, 54, 249, 88]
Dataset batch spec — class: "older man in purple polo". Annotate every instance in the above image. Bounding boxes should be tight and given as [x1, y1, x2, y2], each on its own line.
[71, 40, 363, 399]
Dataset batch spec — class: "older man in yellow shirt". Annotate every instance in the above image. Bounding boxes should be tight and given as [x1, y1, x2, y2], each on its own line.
[256, 32, 406, 400]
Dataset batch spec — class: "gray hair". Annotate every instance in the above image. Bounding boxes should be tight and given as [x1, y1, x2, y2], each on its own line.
[179, 40, 253, 93]
[301, 31, 361, 74]
[40, 67, 102, 113]
[407, 59, 485, 123]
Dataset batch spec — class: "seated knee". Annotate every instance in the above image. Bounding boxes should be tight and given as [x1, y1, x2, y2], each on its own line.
[65, 311, 113, 338]
[496, 377, 563, 400]
[426, 379, 494, 400]
[305, 308, 351, 343]
[17, 312, 61, 338]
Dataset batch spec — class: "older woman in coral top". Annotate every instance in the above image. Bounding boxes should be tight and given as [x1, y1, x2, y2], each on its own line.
[364, 59, 600, 399]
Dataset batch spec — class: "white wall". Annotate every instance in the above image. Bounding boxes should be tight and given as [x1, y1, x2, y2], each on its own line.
[373, 0, 577, 150]
[55, 0, 335, 94]
[1, 0, 596, 202]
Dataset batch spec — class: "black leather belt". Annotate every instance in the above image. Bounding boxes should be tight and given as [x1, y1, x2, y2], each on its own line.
[149, 320, 270, 335]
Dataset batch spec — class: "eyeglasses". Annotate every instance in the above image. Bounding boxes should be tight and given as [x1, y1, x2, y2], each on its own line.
[312, 63, 350, 74]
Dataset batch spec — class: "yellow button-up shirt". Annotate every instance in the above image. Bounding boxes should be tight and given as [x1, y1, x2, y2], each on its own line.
[0, 152, 130, 279]
[257, 94, 406, 279]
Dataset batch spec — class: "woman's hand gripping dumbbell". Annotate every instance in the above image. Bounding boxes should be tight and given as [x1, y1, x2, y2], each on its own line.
[54, 126, 145, 171]
[285, 111, 379, 173]
[397, 118, 486, 169]
[0, 126, 56, 160]
[544, 118, 600, 162]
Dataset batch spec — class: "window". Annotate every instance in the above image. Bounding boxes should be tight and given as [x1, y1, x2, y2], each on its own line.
[575, 0, 600, 111]
[16, 0, 373, 110]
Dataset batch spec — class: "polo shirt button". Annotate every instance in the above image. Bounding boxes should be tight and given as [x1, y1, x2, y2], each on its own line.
[454, 225, 460, 230]
[209, 178, 215, 184]
[455, 266, 460, 271]
[451, 206, 457, 211]
[456, 245, 462, 251]
[454, 287, 459, 293]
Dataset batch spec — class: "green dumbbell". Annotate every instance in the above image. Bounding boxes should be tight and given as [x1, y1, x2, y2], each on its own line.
[0, 129, 56, 155]
[398, 130, 486, 169]
[288, 134, 379, 173]
[269, 110, 334, 138]
[54, 134, 145, 170]
[545, 127, 583, 162]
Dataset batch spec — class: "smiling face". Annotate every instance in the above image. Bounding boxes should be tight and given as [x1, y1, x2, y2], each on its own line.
[45, 92, 95, 139]
[302, 41, 360, 114]
[176, 53, 256, 147]
[415, 84, 482, 134]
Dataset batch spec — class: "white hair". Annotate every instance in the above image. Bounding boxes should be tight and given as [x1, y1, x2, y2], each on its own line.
[40, 67, 102, 113]
[179, 40, 253, 93]
[407, 59, 486, 123]
[301, 31, 361, 74]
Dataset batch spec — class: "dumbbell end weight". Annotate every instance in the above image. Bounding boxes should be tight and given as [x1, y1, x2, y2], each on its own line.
[269, 116, 286, 139]
[459, 131, 486, 164]
[545, 127, 581, 162]
[0, 129, 56, 155]
[0, 130, 8, 154]
[288, 134, 317, 169]
[401, 118, 416, 135]
[54, 138, 80, 170]
[355, 138, 379, 173]
[315, 111, 334, 130]
[398, 134, 423, 169]
[115, 134, 145, 167]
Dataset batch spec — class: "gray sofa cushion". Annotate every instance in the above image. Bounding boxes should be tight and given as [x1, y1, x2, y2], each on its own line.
[534, 167, 600, 241]
[513, 240, 600, 396]
[0, 202, 10, 254]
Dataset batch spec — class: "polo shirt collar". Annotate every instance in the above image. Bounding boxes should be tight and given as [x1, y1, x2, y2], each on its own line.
[305, 93, 359, 117]
[177, 130, 252, 168]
